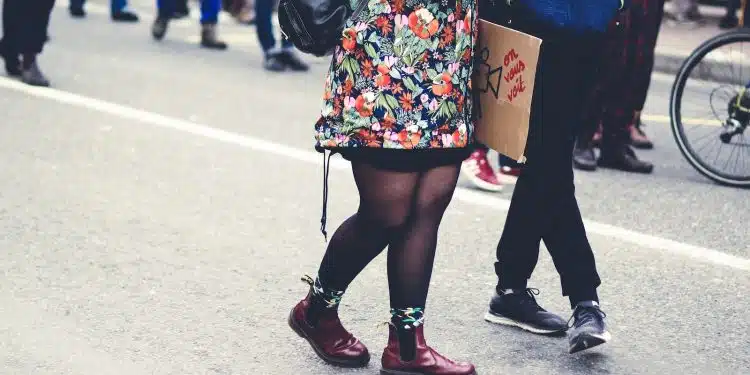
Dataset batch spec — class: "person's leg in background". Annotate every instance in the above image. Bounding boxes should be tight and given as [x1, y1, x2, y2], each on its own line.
[572, 14, 622, 172]
[666, 0, 701, 25]
[69, 0, 86, 17]
[254, 0, 308, 71]
[625, 0, 664, 150]
[598, 0, 653, 173]
[110, 0, 140, 22]
[199, 0, 228, 50]
[152, 0, 177, 40]
[720, 0, 740, 29]
[229, 0, 255, 24]
[461, 144, 504, 192]
[16, 0, 56, 86]
[1, 0, 22, 77]
[174, 0, 190, 18]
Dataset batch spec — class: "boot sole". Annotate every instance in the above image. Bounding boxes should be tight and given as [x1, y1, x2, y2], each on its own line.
[287, 308, 370, 368]
[568, 331, 611, 354]
[380, 369, 478, 375]
[572, 160, 597, 171]
[484, 312, 567, 336]
[597, 161, 654, 174]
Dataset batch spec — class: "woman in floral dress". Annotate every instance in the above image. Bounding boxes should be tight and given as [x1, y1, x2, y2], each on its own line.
[287, 0, 478, 374]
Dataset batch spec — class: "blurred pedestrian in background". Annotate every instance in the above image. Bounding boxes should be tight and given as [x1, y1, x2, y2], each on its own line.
[69, 0, 140, 22]
[1, 0, 56, 86]
[174, 0, 190, 18]
[573, 0, 661, 174]
[151, 0, 228, 50]
[225, 0, 255, 24]
[254, 0, 306, 71]
[665, 0, 701, 25]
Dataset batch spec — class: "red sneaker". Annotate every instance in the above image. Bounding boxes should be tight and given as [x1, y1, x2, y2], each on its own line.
[461, 149, 503, 192]
[497, 165, 521, 185]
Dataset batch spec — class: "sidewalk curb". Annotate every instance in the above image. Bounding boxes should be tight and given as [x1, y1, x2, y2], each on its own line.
[653, 50, 687, 78]
[653, 48, 748, 84]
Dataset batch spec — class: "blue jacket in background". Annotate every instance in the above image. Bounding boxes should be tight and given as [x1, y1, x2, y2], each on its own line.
[508, 0, 627, 32]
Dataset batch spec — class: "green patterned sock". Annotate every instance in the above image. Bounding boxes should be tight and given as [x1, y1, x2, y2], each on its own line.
[306, 276, 344, 325]
[391, 307, 425, 361]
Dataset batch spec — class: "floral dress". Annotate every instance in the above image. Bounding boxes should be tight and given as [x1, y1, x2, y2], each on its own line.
[314, 0, 478, 152]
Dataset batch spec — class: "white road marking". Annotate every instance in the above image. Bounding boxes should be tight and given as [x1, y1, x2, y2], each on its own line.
[0, 76, 748, 272]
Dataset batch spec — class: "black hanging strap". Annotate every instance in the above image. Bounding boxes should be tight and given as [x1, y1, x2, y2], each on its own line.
[320, 150, 334, 242]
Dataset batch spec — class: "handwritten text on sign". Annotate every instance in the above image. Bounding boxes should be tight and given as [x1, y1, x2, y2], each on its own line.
[503, 49, 526, 103]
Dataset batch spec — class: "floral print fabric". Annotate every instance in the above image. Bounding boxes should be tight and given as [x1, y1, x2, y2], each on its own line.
[314, 0, 478, 151]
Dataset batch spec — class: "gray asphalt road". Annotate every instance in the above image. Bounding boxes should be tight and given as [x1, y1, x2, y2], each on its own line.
[0, 3, 748, 375]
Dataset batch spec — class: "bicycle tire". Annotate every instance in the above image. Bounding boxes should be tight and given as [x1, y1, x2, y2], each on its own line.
[669, 29, 750, 188]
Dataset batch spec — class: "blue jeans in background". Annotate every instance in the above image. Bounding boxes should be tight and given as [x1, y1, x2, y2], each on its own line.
[255, 0, 291, 53]
[157, 0, 220, 23]
[70, 0, 127, 13]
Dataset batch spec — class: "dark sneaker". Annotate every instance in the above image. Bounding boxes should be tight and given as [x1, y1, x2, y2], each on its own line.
[151, 18, 169, 40]
[21, 61, 50, 87]
[568, 302, 611, 354]
[573, 146, 597, 171]
[598, 145, 654, 174]
[279, 50, 309, 71]
[485, 288, 568, 335]
[111, 10, 139, 22]
[263, 52, 286, 72]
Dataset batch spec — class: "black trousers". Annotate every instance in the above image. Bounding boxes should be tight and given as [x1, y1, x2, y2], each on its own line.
[1, 0, 56, 55]
[482, 3, 603, 306]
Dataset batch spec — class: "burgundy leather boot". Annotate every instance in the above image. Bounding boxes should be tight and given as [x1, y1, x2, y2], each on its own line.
[288, 281, 370, 367]
[380, 324, 476, 375]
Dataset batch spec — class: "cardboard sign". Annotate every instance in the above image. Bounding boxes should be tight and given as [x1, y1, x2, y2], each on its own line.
[473, 19, 542, 163]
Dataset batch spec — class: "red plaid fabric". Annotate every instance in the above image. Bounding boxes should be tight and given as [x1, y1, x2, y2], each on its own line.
[579, 0, 665, 146]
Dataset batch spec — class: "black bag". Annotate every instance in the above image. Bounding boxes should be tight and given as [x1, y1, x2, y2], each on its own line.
[277, 0, 368, 57]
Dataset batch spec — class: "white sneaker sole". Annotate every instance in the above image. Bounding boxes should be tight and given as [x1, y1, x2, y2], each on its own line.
[484, 312, 567, 335]
[568, 331, 612, 354]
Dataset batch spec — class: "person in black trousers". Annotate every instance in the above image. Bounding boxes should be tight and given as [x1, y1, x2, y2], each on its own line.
[573, 0, 659, 174]
[0, 0, 56, 86]
[480, 0, 612, 354]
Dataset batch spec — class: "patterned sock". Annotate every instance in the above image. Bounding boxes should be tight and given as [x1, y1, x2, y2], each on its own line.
[391, 307, 425, 361]
[306, 276, 344, 326]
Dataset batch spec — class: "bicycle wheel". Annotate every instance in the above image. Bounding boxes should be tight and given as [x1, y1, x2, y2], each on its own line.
[670, 30, 750, 188]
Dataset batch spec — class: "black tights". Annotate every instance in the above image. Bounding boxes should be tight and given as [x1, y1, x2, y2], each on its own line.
[317, 161, 461, 309]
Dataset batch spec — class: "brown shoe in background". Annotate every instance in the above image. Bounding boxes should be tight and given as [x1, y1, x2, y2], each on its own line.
[200, 24, 228, 50]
